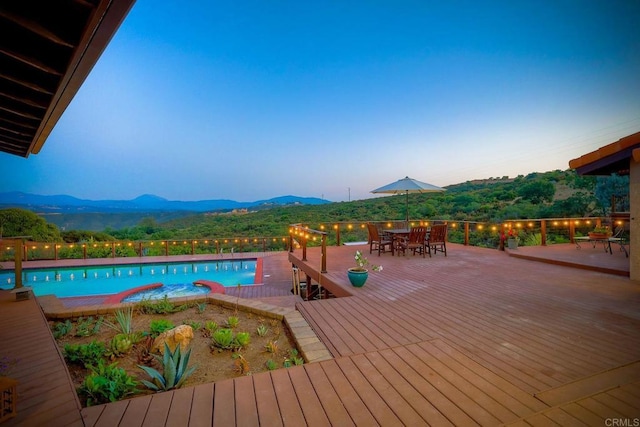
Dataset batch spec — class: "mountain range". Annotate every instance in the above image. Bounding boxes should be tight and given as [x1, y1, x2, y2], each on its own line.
[0, 192, 329, 213]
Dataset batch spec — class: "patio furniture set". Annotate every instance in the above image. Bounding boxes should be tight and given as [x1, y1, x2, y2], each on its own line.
[574, 226, 629, 258]
[367, 223, 448, 258]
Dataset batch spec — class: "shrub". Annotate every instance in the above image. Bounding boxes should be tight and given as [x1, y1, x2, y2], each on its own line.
[52, 319, 73, 339]
[79, 360, 139, 406]
[150, 319, 174, 337]
[64, 341, 106, 368]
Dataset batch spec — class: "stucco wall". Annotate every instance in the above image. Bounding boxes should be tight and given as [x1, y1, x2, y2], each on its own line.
[630, 157, 639, 282]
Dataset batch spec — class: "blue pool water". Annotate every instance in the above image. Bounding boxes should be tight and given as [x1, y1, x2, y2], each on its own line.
[0, 260, 257, 298]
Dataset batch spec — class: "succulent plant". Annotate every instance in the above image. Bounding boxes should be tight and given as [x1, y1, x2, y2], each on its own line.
[138, 343, 197, 391]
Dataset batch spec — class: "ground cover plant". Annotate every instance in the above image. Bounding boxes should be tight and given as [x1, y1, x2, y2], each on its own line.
[51, 299, 300, 407]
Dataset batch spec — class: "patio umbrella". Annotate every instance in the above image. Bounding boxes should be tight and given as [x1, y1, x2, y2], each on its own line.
[371, 176, 445, 225]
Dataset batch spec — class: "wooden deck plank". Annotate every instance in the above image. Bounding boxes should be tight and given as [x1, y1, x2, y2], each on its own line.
[349, 353, 428, 426]
[411, 340, 524, 423]
[286, 366, 332, 427]
[574, 396, 622, 420]
[302, 299, 371, 356]
[270, 368, 307, 427]
[233, 374, 259, 427]
[118, 395, 152, 427]
[557, 402, 603, 425]
[607, 382, 640, 407]
[362, 350, 454, 425]
[321, 298, 402, 351]
[296, 301, 344, 356]
[542, 407, 590, 426]
[253, 369, 284, 427]
[334, 356, 404, 426]
[591, 392, 640, 418]
[428, 339, 548, 414]
[320, 360, 379, 425]
[0, 291, 83, 427]
[81, 405, 105, 427]
[166, 387, 195, 427]
[377, 347, 478, 426]
[303, 362, 355, 427]
[93, 400, 128, 427]
[188, 383, 214, 427]
[212, 380, 235, 426]
[535, 361, 640, 406]
[141, 391, 173, 427]
[397, 343, 502, 426]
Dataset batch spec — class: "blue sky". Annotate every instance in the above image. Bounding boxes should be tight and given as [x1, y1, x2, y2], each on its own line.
[2, 0, 639, 202]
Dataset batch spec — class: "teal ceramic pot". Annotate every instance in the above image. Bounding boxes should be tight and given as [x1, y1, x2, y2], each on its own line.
[347, 268, 368, 287]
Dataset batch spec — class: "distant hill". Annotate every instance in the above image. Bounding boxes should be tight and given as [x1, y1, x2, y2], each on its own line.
[0, 192, 329, 213]
[0, 192, 330, 230]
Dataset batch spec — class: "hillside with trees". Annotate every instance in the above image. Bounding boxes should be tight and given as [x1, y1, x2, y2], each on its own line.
[0, 170, 629, 245]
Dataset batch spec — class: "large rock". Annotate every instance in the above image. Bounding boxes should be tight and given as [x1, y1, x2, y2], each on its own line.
[152, 324, 194, 354]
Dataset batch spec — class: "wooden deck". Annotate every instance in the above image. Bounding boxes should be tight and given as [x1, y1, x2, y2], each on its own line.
[0, 290, 83, 427]
[1, 244, 639, 425]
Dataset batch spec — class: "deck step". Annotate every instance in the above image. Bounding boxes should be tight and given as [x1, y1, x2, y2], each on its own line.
[534, 360, 640, 406]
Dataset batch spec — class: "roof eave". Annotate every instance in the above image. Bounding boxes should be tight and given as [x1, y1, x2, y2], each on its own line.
[27, 0, 135, 157]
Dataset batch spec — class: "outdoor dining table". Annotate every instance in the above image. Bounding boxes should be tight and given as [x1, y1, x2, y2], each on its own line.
[384, 229, 411, 255]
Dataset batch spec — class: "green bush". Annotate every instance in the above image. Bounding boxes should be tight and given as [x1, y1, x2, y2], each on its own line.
[150, 319, 175, 337]
[79, 360, 139, 406]
[64, 341, 106, 368]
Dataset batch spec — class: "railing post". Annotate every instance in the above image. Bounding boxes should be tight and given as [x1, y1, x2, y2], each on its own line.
[191, 240, 195, 255]
[464, 222, 470, 246]
[15, 239, 23, 288]
[83, 245, 87, 259]
[335, 224, 341, 246]
[569, 220, 575, 243]
[321, 234, 327, 273]
[112, 242, 116, 258]
[54, 243, 58, 260]
[165, 241, 169, 256]
[302, 236, 307, 261]
[139, 242, 143, 256]
[540, 220, 547, 246]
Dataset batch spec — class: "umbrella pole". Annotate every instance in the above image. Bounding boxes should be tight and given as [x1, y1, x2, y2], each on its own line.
[405, 191, 409, 228]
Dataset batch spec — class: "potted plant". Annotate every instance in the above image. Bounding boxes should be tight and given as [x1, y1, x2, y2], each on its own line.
[506, 229, 518, 249]
[588, 226, 611, 239]
[347, 251, 382, 287]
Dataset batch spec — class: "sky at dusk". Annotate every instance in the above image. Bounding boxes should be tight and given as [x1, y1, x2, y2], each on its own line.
[2, 1, 640, 202]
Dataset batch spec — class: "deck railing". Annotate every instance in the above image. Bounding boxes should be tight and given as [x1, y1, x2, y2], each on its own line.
[0, 215, 629, 268]
[288, 216, 631, 274]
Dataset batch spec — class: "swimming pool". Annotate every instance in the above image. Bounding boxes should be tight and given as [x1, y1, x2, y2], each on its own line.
[0, 260, 258, 298]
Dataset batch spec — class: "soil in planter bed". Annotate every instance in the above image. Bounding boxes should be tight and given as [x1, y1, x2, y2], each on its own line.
[51, 303, 299, 407]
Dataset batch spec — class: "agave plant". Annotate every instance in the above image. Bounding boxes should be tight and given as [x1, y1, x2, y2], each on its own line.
[235, 332, 250, 348]
[103, 306, 134, 335]
[211, 328, 235, 350]
[138, 342, 197, 391]
[107, 333, 133, 359]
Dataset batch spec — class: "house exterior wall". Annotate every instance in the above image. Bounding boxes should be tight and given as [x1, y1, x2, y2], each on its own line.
[630, 157, 639, 282]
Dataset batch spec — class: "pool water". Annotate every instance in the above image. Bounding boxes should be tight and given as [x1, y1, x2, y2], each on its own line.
[0, 260, 257, 298]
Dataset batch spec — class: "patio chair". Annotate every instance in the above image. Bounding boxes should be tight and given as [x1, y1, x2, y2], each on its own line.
[396, 226, 428, 257]
[367, 223, 393, 256]
[426, 224, 448, 257]
[608, 225, 629, 258]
